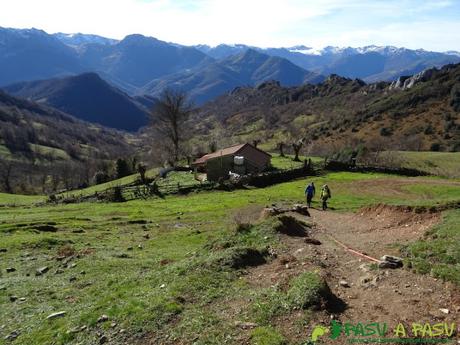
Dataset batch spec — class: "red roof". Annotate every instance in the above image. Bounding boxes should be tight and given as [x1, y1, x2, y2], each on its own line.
[193, 143, 270, 165]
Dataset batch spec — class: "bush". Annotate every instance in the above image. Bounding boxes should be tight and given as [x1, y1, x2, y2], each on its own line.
[93, 171, 110, 185]
[430, 143, 441, 152]
[424, 124, 435, 135]
[287, 272, 329, 309]
[250, 326, 286, 345]
[380, 127, 392, 136]
[115, 158, 132, 179]
[107, 186, 125, 202]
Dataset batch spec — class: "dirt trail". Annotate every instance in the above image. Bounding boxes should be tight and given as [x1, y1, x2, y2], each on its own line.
[246, 206, 460, 344]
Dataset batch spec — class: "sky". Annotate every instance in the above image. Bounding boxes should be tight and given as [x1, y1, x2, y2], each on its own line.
[1, 0, 460, 51]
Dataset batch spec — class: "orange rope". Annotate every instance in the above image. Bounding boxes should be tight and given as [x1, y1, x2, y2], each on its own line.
[324, 234, 381, 263]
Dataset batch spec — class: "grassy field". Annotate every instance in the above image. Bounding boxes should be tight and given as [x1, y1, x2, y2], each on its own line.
[0, 172, 459, 344]
[382, 151, 460, 178]
[0, 193, 46, 206]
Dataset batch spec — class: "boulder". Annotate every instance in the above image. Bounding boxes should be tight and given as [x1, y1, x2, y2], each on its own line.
[47, 311, 66, 320]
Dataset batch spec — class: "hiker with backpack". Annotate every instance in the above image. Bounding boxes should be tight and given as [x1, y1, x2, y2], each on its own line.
[305, 182, 315, 208]
[320, 184, 331, 210]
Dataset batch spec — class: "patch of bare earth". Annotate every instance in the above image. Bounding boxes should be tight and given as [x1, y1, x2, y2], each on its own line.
[244, 206, 459, 344]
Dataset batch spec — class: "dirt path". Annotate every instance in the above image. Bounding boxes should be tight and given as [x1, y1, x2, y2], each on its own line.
[246, 206, 460, 344]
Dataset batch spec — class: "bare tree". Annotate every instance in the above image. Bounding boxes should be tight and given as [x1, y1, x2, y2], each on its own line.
[292, 140, 303, 162]
[277, 142, 285, 157]
[0, 159, 13, 193]
[150, 89, 194, 163]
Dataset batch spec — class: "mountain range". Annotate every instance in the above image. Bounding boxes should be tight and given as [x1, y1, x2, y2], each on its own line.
[1, 27, 460, 106]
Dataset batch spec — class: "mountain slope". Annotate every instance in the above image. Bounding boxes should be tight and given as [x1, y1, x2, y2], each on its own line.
[0, 27, 84, 86]
[78, 34, 211, 89]
[143, 49, 324, 104]
[195, 64, 460, 152]
[0, 89, 135, 192]
[3, 73, 149, 131]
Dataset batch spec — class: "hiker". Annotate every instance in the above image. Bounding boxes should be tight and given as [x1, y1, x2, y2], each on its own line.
[305, 182, 315, 207]
[320, 184, 331, 210]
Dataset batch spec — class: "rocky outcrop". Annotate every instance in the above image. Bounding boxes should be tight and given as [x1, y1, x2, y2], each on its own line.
[389, 68, 437, 90]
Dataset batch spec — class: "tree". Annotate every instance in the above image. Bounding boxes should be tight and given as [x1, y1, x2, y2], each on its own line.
[0, 160, 13, 193]
[137, 163, 147, 183]
[115, 158, 131, 179]
[150, 89, 194, 163]
[277, 142, 285, 157]
[292, 140, 303, 162]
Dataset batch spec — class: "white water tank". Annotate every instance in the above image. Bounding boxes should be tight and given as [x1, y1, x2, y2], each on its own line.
[234, 156, 244, 165]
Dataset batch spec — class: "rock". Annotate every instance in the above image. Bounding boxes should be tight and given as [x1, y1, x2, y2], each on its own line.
[69, 277, 77, 282]
[439, 308, 449, 314]
[4, 330, 19, 340]
[292, 204, 310, 216]
[110, 322, 117, 328]
[6, 267, 16, 273]
[55, 269, 65, 275]
[19, 297, 26, 302]
[137, 244, 143, 249]
[378, 261, 399, 269]
[34, 224, 58, 232]
[9, 295, 18, 302]
[259, 207, 281, 219]
[380, 255, 403, 268]
[235, 321, 258, 329]
[36, 266, 49, 276]
[69, 263, 77, 268]
[47, 311, 66, 319]
[0, 248, 7, 253]
[160, 284, 166, 289]
[97, 315, 109, 323]
[80, 271, 86, 275]
[114, 253, 131, 259]
[127, 247, 133, 251]
[143, 234, 150, 239]
[339, 280, 350, 288]
[305, 238, 321, 245]
[359, 274, 377, 288]
[72, 229, 85, 233]
[0, 285, 6, 291]
[99, 335, 108, 344]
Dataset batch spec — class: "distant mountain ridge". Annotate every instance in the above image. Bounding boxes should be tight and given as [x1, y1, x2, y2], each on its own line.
[142, 49, 324, 104]
[194, 44, 460, 82]
[3, 73, 149, 131]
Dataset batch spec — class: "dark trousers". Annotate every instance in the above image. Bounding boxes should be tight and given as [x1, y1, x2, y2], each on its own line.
[306, 195, 313, 207]
[322, 198, 328, 210]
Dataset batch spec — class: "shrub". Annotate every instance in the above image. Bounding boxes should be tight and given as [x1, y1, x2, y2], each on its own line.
[93, 171, 110, 185]
[250, 326, 286, 345]
[287, 272, 329, 309]
[107, 186, 125, 202]
[430, 143, 441, 152]
[380, 127, 392, 136]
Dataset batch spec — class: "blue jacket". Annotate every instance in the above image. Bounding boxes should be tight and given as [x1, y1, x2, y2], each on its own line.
[305, 184, 315, 197]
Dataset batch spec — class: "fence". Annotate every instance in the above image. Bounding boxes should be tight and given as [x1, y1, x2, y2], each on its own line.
[325, 160, 430, 177]
[52, 164, 316, 204]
